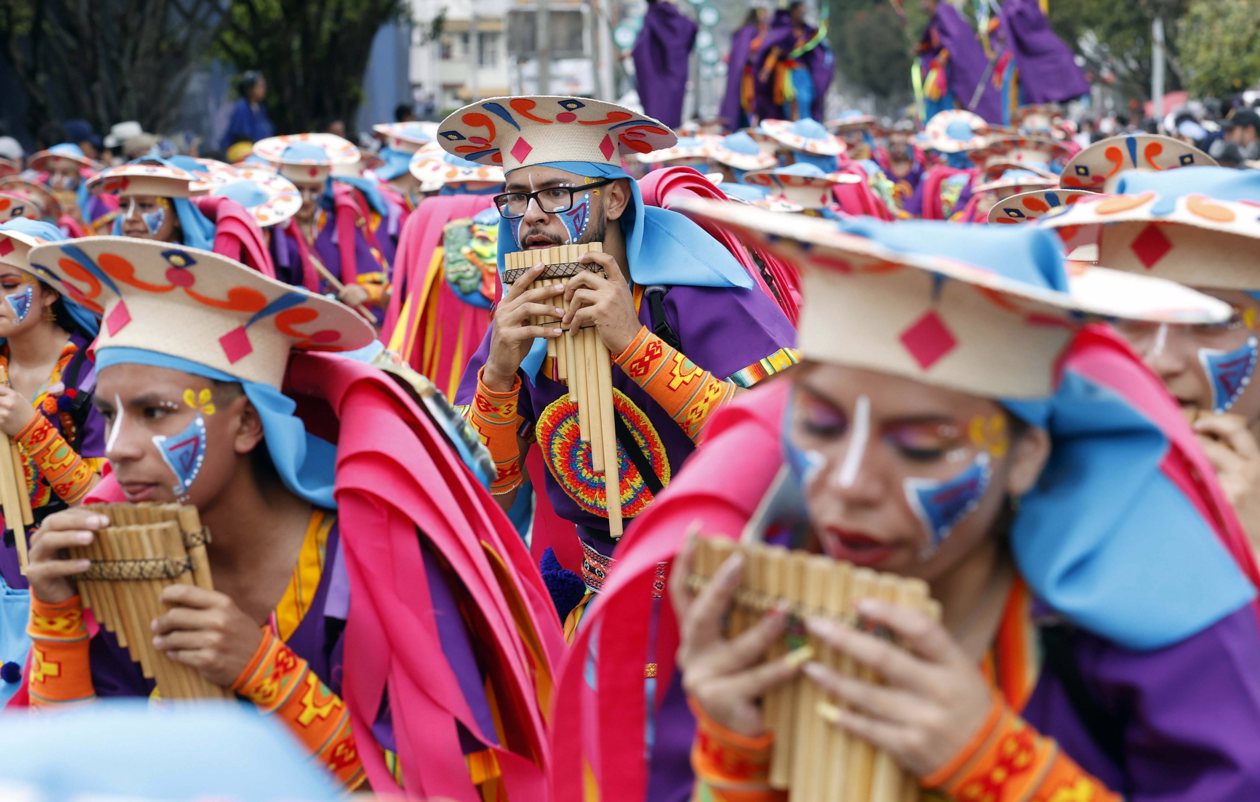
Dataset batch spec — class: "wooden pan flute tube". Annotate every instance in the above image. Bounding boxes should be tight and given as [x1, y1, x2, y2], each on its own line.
[792, 557, 829, 799]
[821, 562, 852, 802]
[868, 575, 911, 802]
[769, 551, 809, 789]
[140, 525, 182, 696]
[595, 338, 621, 537]
[844, 568, 878, 802]
[0, 436, 26, 571]
[12, 443, 33, 528]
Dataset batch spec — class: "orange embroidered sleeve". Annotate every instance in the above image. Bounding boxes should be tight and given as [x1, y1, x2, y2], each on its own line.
[465, 368, 525, 495]
[614, 326, 740, 442]
[355, 271, 389, 308]
[923, 692, 1123, 802]
[233, 628, 365, 790]
[16, 414, 101, 505]
[690, 701, 788, 802]
[26, 595, 96, 705]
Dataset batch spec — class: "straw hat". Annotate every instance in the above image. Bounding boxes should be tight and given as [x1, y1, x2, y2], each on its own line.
[759, 118, 846, 156]
[709, 131, 778, 172]
[744, 163, 860, 210]
[922, 110, 989, 153]
[372, 122, 439, 154]
[1061, 134, 1216, 193]
[252, 134, 361, 185]
[987, 188, 1094, 224]
[409, 148, 505, 193]
[88, 160, 198, 198]
[0, 178, 62, 220]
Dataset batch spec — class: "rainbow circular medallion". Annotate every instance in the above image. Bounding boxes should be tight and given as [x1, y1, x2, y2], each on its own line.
[536, 389, 671, 519]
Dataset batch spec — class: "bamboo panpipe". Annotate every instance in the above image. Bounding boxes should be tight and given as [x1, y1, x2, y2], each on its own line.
[68, 503, 232, 700]
[688, 537, 941, 802]
[503, 242, 623, 538]
[0, 366, 34, 571]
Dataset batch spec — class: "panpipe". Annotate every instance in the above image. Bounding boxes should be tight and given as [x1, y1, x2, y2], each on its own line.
[68, 503, 232, 700]
[503, 242, 623, 538]
[0, 366, 34, 571]
[687, 536, 941, 802]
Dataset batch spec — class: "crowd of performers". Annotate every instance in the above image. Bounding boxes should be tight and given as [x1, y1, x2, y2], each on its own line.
[3, 80, 1260, 802]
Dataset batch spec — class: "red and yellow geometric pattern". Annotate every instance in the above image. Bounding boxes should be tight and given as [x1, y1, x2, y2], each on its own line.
[26, 595, 95, 705]
[614, 326, 740, 442]
[535, 388, 670, 519]
[690, 701, 787, 802]
[233, 628, 365, 790]
[467, 368, 525, 495]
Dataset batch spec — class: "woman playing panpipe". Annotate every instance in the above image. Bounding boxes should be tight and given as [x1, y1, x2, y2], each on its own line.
[551, 213, 1260, 801]
[21, 238, 562, 800]
[0, 219, 104, 707]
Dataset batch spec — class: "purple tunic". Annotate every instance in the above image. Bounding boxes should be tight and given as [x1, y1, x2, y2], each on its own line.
[719, 24, 762, 132]
[313, 212, 391, 327]
[998, 0, 1089, 105]
[0, 331, 105, 590]
[920, 4, 1003, 124]
[755, 11, 833, 122]
[633, 2, 699, 130]
[456, 283, 795, 557]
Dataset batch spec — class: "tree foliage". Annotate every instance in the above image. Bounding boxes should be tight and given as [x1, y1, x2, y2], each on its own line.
[831, 1, 918, 106]
[0, 0, 225, 137]
[1177, 0, 1260, 98]
[215, 0, 410, 134]
[1047, 0, 1188, 102]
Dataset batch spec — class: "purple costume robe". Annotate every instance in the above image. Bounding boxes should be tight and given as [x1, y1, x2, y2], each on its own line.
[456, 285, 795, 561]
[754, 10, 833, 122]
[998, 0, 1089, 105]
[719, 23, 764, 132]
[632, 2, 699, 129]
[920, 3, 1002, 124]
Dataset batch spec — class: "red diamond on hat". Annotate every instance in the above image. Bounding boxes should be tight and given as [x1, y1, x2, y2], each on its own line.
[1130, 223, 1172, 269]
[105, 299, 132, 336]
[0, 239, 12, 257]
[900, 310, 957, 370]
[599, 134, 615, 161]
[510, 137, 533, 164]
[219, 326, 254, 363]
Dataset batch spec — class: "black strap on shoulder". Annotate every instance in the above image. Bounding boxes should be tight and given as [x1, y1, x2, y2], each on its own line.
[613, 409, 665, 497]
[643, 285, 681, 352]
[1038, 623, 1127, 769]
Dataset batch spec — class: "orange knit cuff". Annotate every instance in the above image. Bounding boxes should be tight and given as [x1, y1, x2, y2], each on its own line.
[614, 327, 738, 441]
[468, 367, 525, 494]
[689, 698, 784, 799]
[233, 628, 365, 789]
[15, 415, 98, 504]
[924, 692, 1121, 802]
[27, 595, 95, 705]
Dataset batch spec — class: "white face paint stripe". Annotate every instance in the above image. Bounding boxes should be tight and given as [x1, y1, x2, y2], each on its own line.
[125, 198, 137, 220]
[836, 394, 870, 489]
[1151, 323, 1169, 358]
[105, 394, 125, 453]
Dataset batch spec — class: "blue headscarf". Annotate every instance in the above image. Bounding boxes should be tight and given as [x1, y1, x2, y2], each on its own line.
[95, 347, 337, 509]
[108, 158, 216, 251]
[498, 160, 754, 381]
[376, 146, 414, 182]
[0, 218, 99, 337]
[784, 218, 1255, 650]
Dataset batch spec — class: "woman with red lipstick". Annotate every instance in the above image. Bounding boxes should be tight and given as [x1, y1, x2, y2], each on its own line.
[550, 211, 1260, 801]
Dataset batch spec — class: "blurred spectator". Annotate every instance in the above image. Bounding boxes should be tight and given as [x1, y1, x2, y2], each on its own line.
[221, 70, 274, 152]
[0, 136, 22, 163]
[61, 119, 102, 161]
[394, 102, 416, 123]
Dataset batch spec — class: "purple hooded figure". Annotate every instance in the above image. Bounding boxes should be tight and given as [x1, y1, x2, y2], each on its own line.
[719, 8, 770, 131]
[998, 0, 1089, 104]
[633, 0, 699, 129]
[754, 3, 833, 122]
[918, 0, 1002, 123]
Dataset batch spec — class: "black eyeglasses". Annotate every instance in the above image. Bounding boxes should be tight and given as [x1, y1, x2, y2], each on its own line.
[493, 179, 615, 219]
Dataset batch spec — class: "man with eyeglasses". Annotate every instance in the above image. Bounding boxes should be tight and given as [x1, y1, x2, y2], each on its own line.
[441, 96, 797, 631]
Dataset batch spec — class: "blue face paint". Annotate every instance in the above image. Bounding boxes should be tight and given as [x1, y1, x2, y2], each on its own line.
[152, 415, 207, 498]
[5, 284, 33, 322]
[143, 208, 166, 236]
[903, 452, 992, 552]
[559, 191, 592, 244]
[1199, 336, 1258, 413]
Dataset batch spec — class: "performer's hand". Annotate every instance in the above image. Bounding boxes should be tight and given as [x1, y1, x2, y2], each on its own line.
[337, 283, 370, 309]
[152, 585, 264, 688]
[804, 598, 992, 778]
[564, 252, 641, 355]
[0, 385, 36, 438]
[1194, 413, 1260, 553]
[25, 509, 109, 604]
[484, 261, 565, 391]
[669, 532, 802, 738]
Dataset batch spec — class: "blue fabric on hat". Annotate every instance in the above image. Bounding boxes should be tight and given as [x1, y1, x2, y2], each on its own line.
[1112, 164, 1260, 204]
[216, 179, 270, 210]
[281, 142, 331, 163]
[720, 131, 762, 155]
[376, 146, 414, 182]
[792, 217, 1253, 649]
[0, 700, 341, 801]
[722, 183, 770, 202]
[331, 175, 390, 217]
[95, 347, 338, 510]
[0, 218, 99, 337]
[794, 152, 839, 172]
[47, 143, 87, 161]
[497, 159, 753, 381]
[834, 217, 1069, 292]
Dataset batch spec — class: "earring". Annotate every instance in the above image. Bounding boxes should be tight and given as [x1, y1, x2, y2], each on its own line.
[42, 306, 56, 322]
